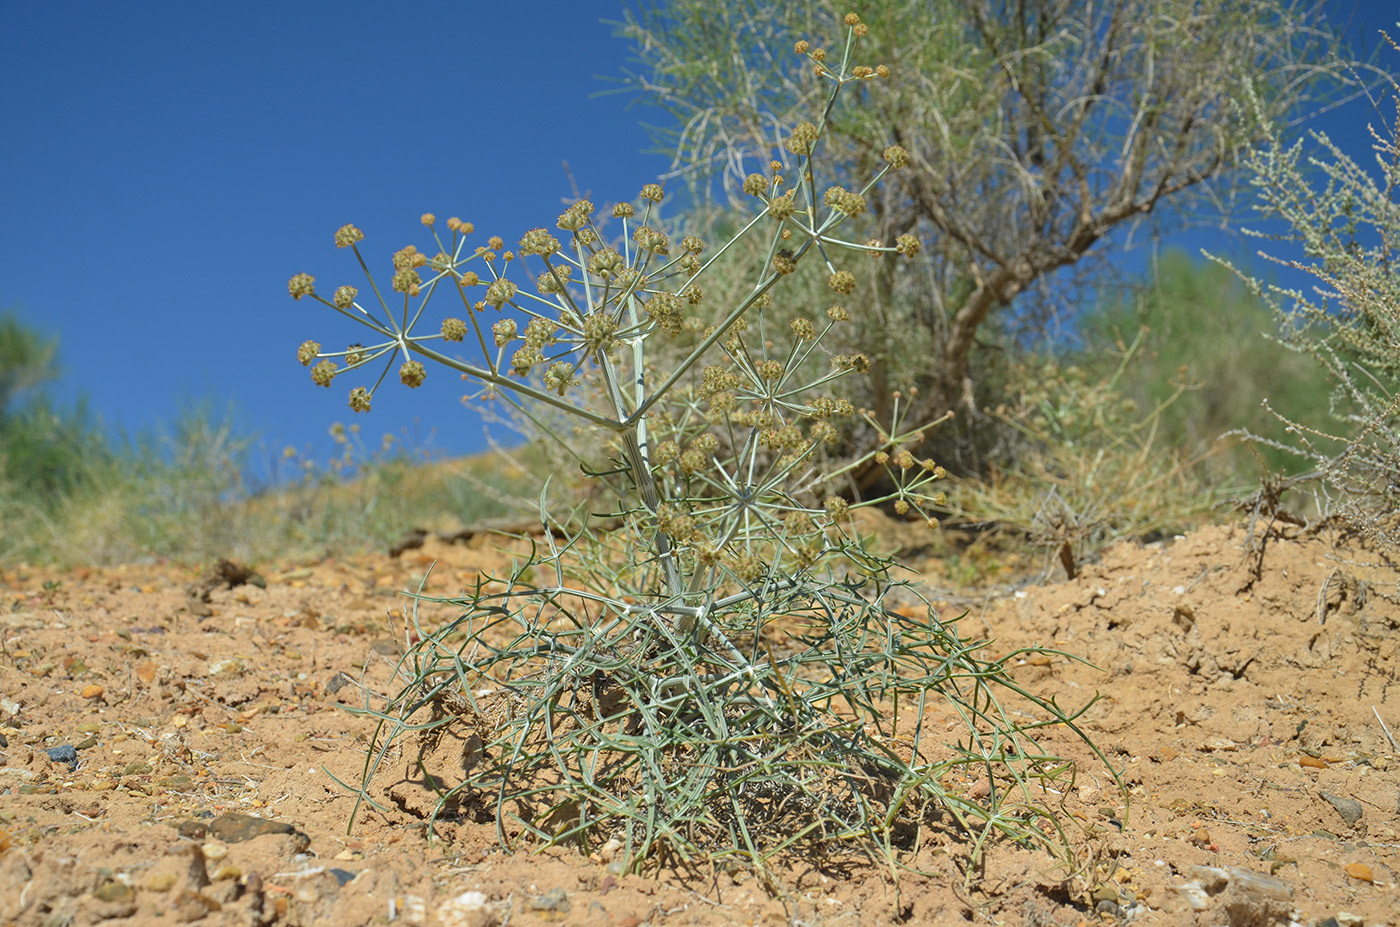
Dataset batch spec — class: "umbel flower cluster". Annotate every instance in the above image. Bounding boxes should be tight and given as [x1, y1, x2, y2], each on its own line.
[289, 21, 945, 586]
[284, 15, 1103, 870]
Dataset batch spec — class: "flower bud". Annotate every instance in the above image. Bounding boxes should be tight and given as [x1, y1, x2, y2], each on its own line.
[392, 268, 421, 296]
[883, 145, 910, 168]
[484, 278, 517, 308]
[588, 248, 625, 280]
[334, 224, 364, 248]
[519, 228, 561, 257]
[537, 264, 574, 294]
[297, 340, 320, 366]
[768, 193, 796, 221]
[827, 270, 856, 294]
[492, 319, 517, 346]
[785, 122, 819, 156]
[288, 273, 315, 300]
[441, 317, 467, 342]
[399, 360, 426, 388]
[310, 359, 337, 387]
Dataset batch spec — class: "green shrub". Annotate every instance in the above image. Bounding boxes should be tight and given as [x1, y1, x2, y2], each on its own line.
[1211, 44, 1400, 561]
[1076, 253, 1335, 478]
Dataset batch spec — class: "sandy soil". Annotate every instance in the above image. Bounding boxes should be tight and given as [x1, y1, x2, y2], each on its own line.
[1, 518, 1397, 926]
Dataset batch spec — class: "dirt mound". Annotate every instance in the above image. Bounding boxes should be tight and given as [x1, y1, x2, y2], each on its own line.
[1, 521, 1396, 925]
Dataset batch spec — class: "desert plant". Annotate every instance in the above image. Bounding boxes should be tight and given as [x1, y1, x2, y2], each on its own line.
[1211, 39, 1400, 563]
[942, 332, 1232, 579]
[292, 17, 1113, 872]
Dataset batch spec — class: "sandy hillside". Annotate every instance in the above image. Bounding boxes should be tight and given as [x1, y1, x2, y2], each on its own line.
[1, 518, 1397, 926]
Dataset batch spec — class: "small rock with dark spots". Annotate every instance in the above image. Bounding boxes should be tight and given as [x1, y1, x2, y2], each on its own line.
[208, 811, 309, 850]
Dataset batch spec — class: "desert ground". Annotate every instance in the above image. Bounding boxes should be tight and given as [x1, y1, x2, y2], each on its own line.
[1, 517, 1397, 926]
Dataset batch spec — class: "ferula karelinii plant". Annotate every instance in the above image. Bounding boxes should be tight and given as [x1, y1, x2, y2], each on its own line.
[291, 15, 1111, 872]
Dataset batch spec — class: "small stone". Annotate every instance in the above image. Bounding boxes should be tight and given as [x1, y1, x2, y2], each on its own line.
[45, 745, 78, 770]
[92, 879, 138, 918]
[438, 890, 497, 927]
[1343, 862, 1374, 883]
[211, 865, 241, 882]
[143, 871, 178, 892]
[201, 842, 228, 861]
[531, 887, 571, 913]
[208, 659, 243, 677]
[1095, 899, 1123, 918]
[599, 836, 625, 862]
[76, 722, 101, 734]
[75, 735, 97, 749]
[1321, 792, 1364, 828]
[93, 880, 135, 903]
[208, 811, 309, 849]
[80, 684, 104, 700]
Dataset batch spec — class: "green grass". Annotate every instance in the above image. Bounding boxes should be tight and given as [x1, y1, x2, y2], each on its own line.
[0, 404, 533, 567]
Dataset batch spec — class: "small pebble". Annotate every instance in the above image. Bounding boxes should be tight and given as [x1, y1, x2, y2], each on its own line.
[143, 871, 178, 892]
[207, 811, 309, 850]
[1343, 862, 1373, 883]
[80, 684, 104, 700]
[530, 887, 571, 913]
[1321, 792, 1364, 828]
[93, 880, 135, 903]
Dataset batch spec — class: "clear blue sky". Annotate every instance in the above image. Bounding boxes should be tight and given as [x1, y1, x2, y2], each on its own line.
[0, 2, 669, 469]
[1, 2, 1395, 474]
